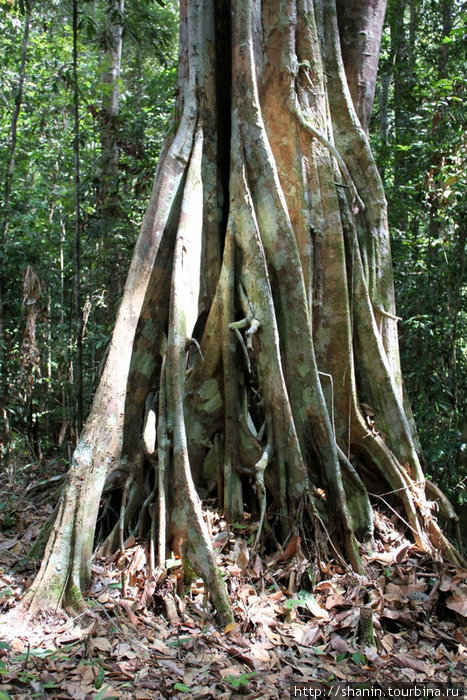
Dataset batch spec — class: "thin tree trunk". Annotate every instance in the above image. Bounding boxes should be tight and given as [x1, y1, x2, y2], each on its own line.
[336, 0, 387, 133]
[427, 0, 452, 246]
[72, 0, 83, 434]
[99, 0, 125, 304]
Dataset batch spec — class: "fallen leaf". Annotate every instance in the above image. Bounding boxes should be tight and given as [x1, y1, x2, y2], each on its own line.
[64, 683, 87, 700]
[394, 653, 428, 674]
[224, 622, 239, 634]
[212, 531, 230, 550]
[321, 662, 349, 680]
[330, 633, 353, 654]
[446, 587, 467, 617]
[278, 535, 301, 562]
[93, 637, 113, 652]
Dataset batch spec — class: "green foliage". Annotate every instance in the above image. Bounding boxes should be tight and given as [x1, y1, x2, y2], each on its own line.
[372, 0, 466, 504]
[174, 683, 193, 693]
[225, 672, 257, 690]
[0, 0, 178, 462]
[351, 651, 366, 666]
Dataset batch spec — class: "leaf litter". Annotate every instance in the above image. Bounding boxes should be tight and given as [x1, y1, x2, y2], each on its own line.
[0, 473, 465, 699]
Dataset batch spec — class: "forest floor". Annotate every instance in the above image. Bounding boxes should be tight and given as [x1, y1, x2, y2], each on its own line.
[0, 464, 466, 699]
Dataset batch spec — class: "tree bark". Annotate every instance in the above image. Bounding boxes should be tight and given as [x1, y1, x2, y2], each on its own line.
[336, 0, 387, 133]
[98, 0, 125, 303]
[72, 0, 84, 434]
[22, 0, 463, 623]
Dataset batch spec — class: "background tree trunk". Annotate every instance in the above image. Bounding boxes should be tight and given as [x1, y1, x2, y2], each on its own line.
[98, 0, 125, 305]
[72, 0, 84, 435]
[336, 0, 387, 133]
[22, 0, 463, 622]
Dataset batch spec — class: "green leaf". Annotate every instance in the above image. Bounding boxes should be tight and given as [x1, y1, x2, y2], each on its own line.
[351, 651, 366, 666]
[167, 637, 192, 647]
[225, 672, 257, 689]
[174, 683, 192, 693]
[95, 666, 105, 689]
[311, 646, 326, 655]
[93, 686, 117, 700]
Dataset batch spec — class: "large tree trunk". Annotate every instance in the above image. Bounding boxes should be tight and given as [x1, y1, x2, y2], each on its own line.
[22, 0, 462, 623]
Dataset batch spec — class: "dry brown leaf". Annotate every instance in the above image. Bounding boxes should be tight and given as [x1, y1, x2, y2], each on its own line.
[446, 586, 467, 617]
[325, 593, 348, 610]
[219, 664, 244, 678]
[382, 607, 400, 620]
[321, 662, 349, 680]
[224, 622, 239, 634]
[394, 653, 429, 674]
[263, 625, 282, 645]
[278, 535, 301, 562]
[64, 683, 87, 700]
[381, 633, 394, 652]
[212, 531, 230, 550]
[93, 636, 113, 652]
[330, 633, 354, 654]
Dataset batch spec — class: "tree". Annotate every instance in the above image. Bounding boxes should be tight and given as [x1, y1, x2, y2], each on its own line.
[22, 0, 463, 624]
[96, 0, 125, 305]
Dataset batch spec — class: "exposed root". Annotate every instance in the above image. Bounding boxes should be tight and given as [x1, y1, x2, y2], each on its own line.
[19, 0, 464, 625]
